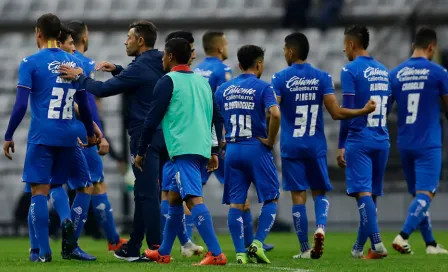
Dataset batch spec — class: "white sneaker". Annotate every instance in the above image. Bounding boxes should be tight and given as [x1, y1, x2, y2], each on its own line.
[293, 249, 311, 259]
[426, 244, 448, 254]
[351, 249, 364, 259]
[392, 235, 413, 254]
[181, 240, 204, 257]
[311, 228, 325, 259]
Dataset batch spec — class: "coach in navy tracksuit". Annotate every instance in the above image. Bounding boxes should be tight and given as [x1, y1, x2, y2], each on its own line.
[61, 20, 165, 261]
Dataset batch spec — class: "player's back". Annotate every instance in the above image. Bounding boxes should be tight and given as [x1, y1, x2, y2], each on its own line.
[390, 57, 447, 149]
[22, 48, 83, 147]
[215, 74, 276, 144]
[194, 57, 232, 92]
[342, 56, 390, 147]
[273, 63, 333, 158]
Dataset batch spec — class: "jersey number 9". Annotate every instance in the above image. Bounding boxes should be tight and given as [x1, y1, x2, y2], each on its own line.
[48, 87, 76, 120]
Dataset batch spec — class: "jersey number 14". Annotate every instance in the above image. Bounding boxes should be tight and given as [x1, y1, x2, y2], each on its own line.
[48, 87, 76, 120]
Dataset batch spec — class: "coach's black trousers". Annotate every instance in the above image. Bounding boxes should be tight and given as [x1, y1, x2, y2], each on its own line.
[128, 129, 166, 251]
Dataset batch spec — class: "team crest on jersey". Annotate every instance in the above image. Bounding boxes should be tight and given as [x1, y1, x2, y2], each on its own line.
[225, 72, 232, 81]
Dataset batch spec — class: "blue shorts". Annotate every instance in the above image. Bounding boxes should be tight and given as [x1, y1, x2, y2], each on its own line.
[400, 148, 441, 195]
[282, 156, 332, 192]
[23, 144, 91, 192]
[200, 155, 225, 185]
[168, 155, 208, 200]
[162, 161, 176, 192]
[223, 142, 280, 205]
[345, 143, 389, 196]
[82, 146, 104, 183]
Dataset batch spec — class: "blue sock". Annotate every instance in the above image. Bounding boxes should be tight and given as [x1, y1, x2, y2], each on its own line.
[28, 205, 39, 250]
[242, 210, 254, 247]
[31, 195, 51, 256]
[71, 192, 91, 240]
[91, 193, 120, 244]
[314, 195, 329, 230]
[292, 204, 310, 252]
[159, 205, 184, 256]
[185, 214, 194, 240]
[49, 186, 71, 225]
[177, 214, 190, 246]
[191, 203, 222, 256]
[255, 202, 277, 244]
[419, 211, 435, 244]
[228, 208, 245, 253]
[402, 193, 431, 236]
[358, 196, 382, 248]
[160, 200, 169, 237]
[353, 220, 368, 252]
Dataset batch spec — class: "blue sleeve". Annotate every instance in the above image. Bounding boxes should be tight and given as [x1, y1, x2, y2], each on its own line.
[271, 73, 283, 97]
[17, 58, 34, 89]
[79, 62, 143, 97]
[338, 95, 355, 148]
[263, 85, 279, 109]
[215, 67, 232, 90]
[87, 94, 104, 135]
[341, 67, 356, 95]
[111, 65, 124, 76]
[322, 73, 335, 95]
[438, 68, 448, 96]
[4, 87, 30, 141]
[75, 91, 94, 137]
[137, 76, 174, 156]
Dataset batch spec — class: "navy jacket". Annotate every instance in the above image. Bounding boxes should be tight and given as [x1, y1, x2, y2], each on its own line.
[78, 49, 165, 137]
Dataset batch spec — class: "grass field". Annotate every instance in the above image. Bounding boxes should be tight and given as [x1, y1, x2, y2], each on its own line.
[1, 232, 448, 271]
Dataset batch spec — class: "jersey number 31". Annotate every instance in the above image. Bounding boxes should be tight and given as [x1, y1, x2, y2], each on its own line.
[48, 87, 76, 120]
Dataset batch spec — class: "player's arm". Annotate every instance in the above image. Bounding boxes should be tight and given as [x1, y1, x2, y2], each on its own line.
[437, 68, 448, 120]
[136, 76, 173, 168]
[323, 73, 375, 120]
[259, 86, 281, 148]
[211, 94, 224, 155]
[75, 91, 97, 147]
[215, 67, 232, 90]
[94, 61, 124, 75]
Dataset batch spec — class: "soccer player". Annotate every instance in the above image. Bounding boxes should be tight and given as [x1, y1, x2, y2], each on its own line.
[390, 27, 448, 255]
[67, 20, 127, 252]
[215, 45, 280, 264]
[272, 32, 376, 259]
[337, 25, 389, 259]
[59, 21, 165, 262]
[3, 13, 98, 262]
[160, 31, 205, 257]
[135, 38, 226, 265]
[196, 31, 275, 252]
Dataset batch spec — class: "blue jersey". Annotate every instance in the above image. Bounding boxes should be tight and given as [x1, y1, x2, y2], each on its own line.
[194, 56, 232, 92]
[215, 74, 278, 143]
[73, 51, 98, 140]
[341, 56, 390, 147]
[18, 48, 84, 147]
[390, 57, 448, 149]
[272, 63, 334, 159]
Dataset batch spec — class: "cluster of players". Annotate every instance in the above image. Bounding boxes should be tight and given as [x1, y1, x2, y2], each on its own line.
[3, 12, 448, 266]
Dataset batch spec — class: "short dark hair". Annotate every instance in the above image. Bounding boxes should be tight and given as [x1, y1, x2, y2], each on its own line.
[58, 25, 73, 44]
[165, 38, 191, 65]
[344, 25, 370, 50]
[165, 31, 194, 44]
[237, 45, 265, 70]
[129, 20, 157, 48]
[285, 32, 309, 61]
[36, 13, 61, 39]
[414, 27, 437, 49]
[202, 31, 224, 54]
[66, 20, 87, 45]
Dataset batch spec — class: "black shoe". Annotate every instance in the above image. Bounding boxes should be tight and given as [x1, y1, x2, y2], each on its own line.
[114, 243, 148, 262]
[61, 219, 77, 258]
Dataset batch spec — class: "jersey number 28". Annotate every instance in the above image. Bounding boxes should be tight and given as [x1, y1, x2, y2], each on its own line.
[48, 87, 76, 120]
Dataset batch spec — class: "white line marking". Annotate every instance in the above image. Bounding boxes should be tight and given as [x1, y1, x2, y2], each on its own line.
[227, 263, 311, 272]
